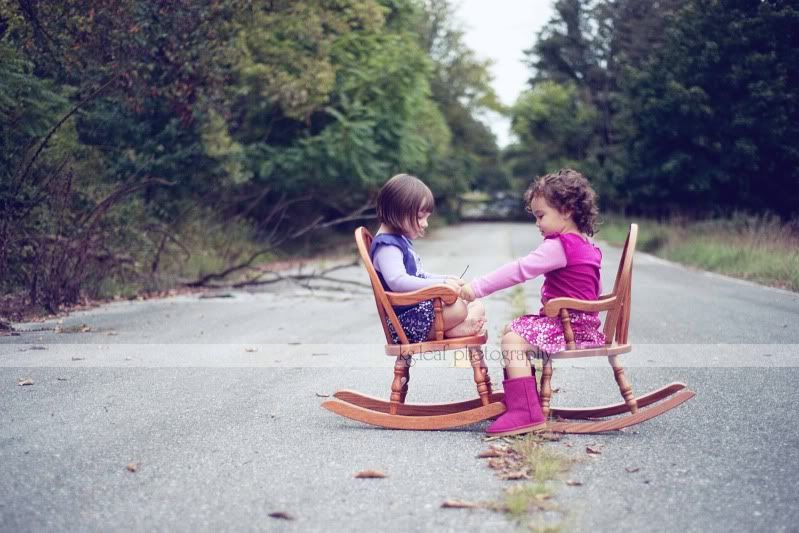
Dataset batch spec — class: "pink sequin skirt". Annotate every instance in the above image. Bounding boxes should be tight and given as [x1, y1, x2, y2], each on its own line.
[509, 312, 606, 356]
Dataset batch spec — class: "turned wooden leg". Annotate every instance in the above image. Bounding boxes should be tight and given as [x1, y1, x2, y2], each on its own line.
[469, 347, 492, 406]
[559, 309, 577, 350]
[482, 366, 493, 397]
[539, 357, 553, 419]
[390, 356, 411, 415]
[609, 355, 638, 414]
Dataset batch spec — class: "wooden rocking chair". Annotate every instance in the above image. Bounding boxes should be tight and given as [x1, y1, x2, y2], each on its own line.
[321, 225, 695, 433]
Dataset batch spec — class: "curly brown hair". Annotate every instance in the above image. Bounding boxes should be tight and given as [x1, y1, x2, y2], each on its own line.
[524, 169, 599, 236]
[376, 174, 435, 236]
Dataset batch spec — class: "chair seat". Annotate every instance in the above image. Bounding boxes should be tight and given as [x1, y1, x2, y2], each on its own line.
[384, 333, 488, 356]
[550, 343, 632, 359]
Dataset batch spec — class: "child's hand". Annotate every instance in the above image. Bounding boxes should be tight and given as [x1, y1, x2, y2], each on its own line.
[460, 283, 476, 302]
[443, 278, 462, 293]
[447, 276, 466, 287]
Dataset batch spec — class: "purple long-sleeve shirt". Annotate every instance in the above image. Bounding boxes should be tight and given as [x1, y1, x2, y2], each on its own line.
[372, 240, 449, 292]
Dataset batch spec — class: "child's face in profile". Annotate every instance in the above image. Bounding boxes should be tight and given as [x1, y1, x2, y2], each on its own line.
[412, 211, 431, 238]
[529, 196, 573, 237]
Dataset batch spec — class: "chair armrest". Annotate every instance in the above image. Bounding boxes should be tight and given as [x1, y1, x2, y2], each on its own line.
[542, 296, 618, 317]
[386, 284, 460, 306]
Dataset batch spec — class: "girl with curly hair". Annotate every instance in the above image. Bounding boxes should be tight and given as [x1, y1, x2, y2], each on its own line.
[461, 168, 604, 436]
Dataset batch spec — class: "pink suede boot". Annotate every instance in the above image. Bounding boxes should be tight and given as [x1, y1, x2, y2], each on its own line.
[487, 375, 547, 436]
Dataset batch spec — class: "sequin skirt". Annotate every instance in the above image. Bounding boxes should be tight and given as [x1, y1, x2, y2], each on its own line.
[509, 311, 605, 356]
[386, 300, 435, 344]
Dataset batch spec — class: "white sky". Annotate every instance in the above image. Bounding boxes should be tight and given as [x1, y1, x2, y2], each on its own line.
[453, 0, 554, 147]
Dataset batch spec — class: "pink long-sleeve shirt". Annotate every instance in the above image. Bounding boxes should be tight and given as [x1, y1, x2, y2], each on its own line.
[471, 237, 567, 298]
[471, 233, 602, 312]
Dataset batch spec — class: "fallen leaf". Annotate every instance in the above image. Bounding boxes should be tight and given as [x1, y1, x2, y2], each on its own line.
[30, 345, 47, 350]
[71, 357, 85, 361]
[502, 471, 528, 480]
[268, 512, 295, 520]
[552, 387, 561, 393]
[57, 377, 68, 381]
[17, 378, 34, 386]
[441, 499, 480, 509]
[625, 467, 640, 473]
[355, 470, 387, 479]
[477, 448, 502, 458]
[586, 446, 602, 455]
[126, 463, 138, 472]
[244, 347, 258, 353]
[315, 392, 330, 398]
[565, 480, 583, 486]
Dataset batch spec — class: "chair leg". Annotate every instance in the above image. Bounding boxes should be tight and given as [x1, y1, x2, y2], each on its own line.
[539, 357, 553, 419]
[609, 355, 638, 414]
[468, 347, 492, 406]
[390, 356, 411, 415]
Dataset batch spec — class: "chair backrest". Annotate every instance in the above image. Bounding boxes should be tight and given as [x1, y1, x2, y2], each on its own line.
[602, 224, 637, 345]
[354, 227, 409, 345]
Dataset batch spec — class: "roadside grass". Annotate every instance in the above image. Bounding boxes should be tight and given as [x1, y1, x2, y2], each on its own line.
[598, 214, 799, 292]
[95, 211, 267, 298]
[98, 211, 356, 300]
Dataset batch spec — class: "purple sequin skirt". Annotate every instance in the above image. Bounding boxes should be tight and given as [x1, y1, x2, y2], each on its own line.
[509, 312, 605, 356]
[386, 300, 435, 344]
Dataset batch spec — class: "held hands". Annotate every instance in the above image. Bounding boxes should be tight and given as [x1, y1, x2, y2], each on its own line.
[442, 277, 471, 300]
[459, 283, 476, 302]
[443, 278, 463, 294]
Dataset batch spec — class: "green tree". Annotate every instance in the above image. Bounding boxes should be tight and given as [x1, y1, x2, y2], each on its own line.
[622, 0, 799, 216]
[506, 81, 597, 187]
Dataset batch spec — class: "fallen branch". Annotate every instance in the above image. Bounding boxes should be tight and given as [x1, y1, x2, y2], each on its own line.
[231, 260, 367, 289]
[186, 202, 373, 287]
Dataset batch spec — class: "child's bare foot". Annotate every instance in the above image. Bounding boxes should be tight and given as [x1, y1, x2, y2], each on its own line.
[445, 316, 485, 337]
[445, 300, 486, 337]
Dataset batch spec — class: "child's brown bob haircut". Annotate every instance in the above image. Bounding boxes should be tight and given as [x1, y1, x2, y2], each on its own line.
[525, 168, 599, 236]
[376, 173, 435, 236]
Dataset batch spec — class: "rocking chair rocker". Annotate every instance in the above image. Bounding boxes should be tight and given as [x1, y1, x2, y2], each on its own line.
[321, 225, 695, 433]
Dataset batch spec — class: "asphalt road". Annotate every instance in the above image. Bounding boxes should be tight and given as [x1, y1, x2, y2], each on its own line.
[2, 222, 798, 532]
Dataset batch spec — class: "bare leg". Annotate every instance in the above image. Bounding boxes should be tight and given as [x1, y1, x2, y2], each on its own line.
[445, 299, 485, 337]
[501, 330, 539, 379]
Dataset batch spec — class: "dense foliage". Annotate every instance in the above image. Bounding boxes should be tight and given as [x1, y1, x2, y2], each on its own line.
[509, 0, 799, 217]
[0, 0, 503, 310]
